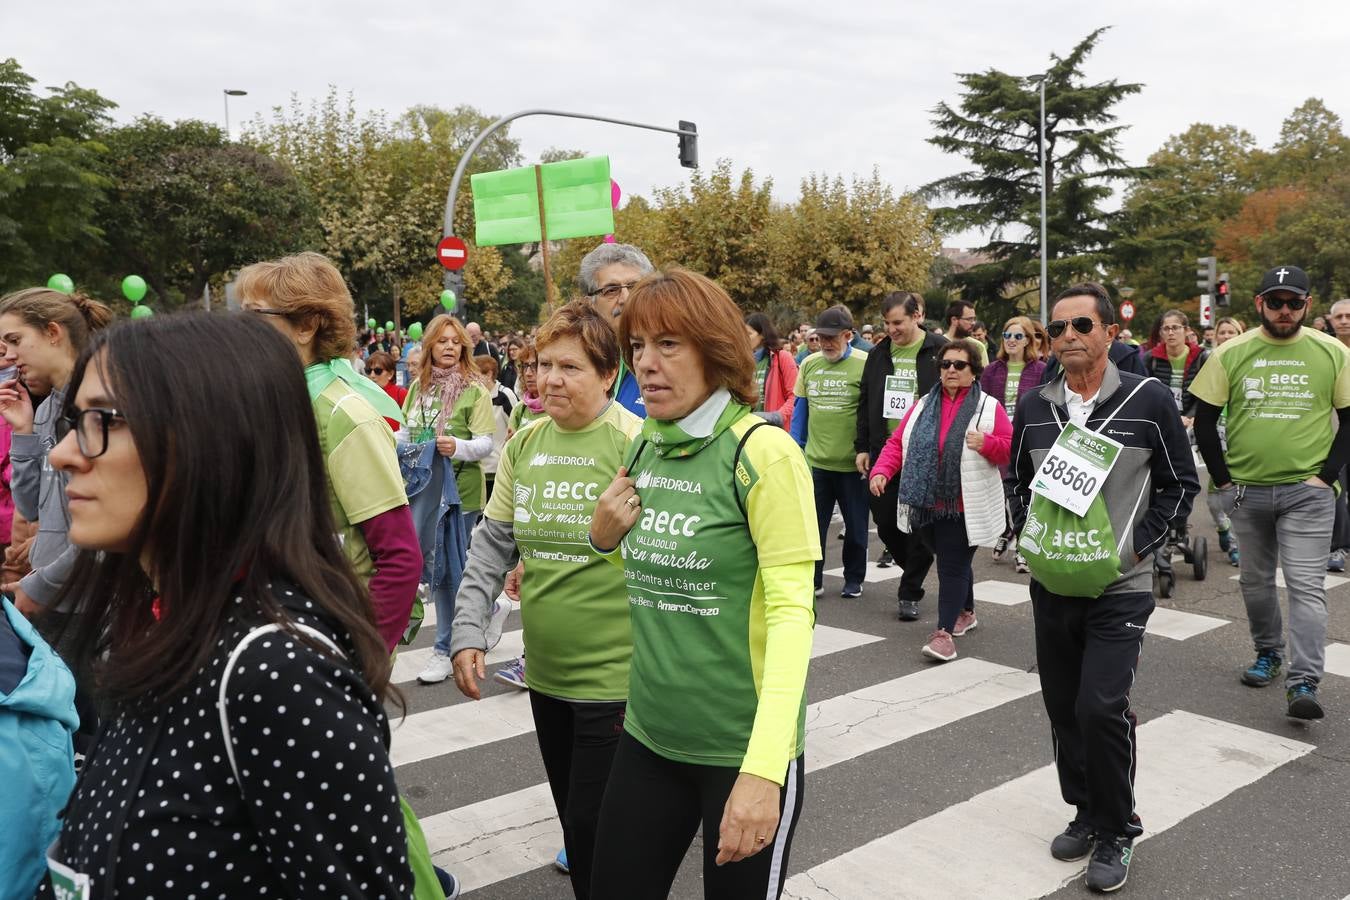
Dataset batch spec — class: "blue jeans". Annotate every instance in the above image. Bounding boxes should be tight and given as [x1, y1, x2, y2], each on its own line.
[432, 509, 483, 655]
[1229, 482, 1334, 686]
[812, 467, 870, 587]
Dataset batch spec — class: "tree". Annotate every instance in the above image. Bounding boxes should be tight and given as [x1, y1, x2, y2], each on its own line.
[94, 117, 315, 306]
[0, 58, 116, 290]
[922, 28, 1148, 323]
[1260, 98, 1350, 188]
[775, 170, 938, 319]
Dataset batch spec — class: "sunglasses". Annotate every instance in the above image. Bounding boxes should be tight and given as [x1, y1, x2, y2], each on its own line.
[369, 367, 386, 375]
[1263, 296, 1308, 311]
[939, 359, 972, 371]
[1046, 316, 1101, 339]
[1002, 331, 1026, 341]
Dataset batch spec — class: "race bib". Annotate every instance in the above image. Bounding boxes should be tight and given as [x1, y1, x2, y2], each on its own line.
[46, 846, 91, 900]
[1030, 422, 1123, 517]
[883, 373, 917, 420]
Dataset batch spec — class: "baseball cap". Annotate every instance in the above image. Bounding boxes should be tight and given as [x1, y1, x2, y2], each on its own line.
[814, 306, 854, 336]
[1257, 265, 1310, 297]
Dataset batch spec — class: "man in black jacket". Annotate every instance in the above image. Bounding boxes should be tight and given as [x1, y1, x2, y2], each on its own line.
[855, 291, 947, 619]
[1008, 283, 1198, 893]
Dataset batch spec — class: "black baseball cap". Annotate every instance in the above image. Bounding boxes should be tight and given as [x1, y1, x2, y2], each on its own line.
[813, 306, 854, 336]
[1256, 265, 1310, 297]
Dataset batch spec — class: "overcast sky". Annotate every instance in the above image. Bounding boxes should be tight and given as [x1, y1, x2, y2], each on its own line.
[8, 0, 1350, 248]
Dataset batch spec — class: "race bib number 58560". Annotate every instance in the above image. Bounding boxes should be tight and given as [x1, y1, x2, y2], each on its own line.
[1030, 422, 1123, 516]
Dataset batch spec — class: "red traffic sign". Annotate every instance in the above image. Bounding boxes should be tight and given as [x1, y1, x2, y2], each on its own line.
[1119, 300, 1135, 321]
[436, 235, 468, 271]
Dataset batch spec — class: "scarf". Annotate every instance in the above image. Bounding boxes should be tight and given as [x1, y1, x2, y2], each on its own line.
[896, 383, 983, 527]
[520, 390, 545, 414]
[640, 388, 746, 459]
[419, 365, 475, 437]
[305, 358, 404, 425]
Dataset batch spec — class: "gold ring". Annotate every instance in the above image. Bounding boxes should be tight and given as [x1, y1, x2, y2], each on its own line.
[754, 835, 766, 844]
[626, 496, 641, 509]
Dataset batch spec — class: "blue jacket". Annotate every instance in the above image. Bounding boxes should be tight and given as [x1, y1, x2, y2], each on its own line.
[0, 598, 78, 900]
[614, 370, 645, 418]
[399, 441, 470, 594]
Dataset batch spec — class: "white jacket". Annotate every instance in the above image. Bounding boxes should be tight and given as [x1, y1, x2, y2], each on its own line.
[897, 392, 1005, 547]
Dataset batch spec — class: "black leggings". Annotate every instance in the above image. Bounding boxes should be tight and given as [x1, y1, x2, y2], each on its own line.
[591, 732, 805, 900]
[529, 691, 626, 900]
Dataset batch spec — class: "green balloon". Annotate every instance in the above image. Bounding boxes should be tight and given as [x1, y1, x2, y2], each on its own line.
[129, 305, 154, 320]
[121, 275, 148, 303]
[385, 321, 395, 332]
[47, 274, 74, 294]
[439, 290, 457, 312]
[407, 322, 424, 340]
[367, 317, 377, 329]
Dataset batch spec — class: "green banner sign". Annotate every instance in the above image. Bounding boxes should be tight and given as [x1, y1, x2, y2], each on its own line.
[472, 156, 615, 246]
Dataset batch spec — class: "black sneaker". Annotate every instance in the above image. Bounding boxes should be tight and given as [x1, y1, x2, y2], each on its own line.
[1287, 681, 1325, 720]
[877, 549, 894, 568]
[1049, 819, 1095, 862]
[1241, 649, 1282, 687]
[1085, 833, 1133, 892]
[897, 599, 919, 621]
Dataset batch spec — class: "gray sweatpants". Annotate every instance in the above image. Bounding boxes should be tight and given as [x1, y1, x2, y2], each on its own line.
[1229, 482, 1335, 687]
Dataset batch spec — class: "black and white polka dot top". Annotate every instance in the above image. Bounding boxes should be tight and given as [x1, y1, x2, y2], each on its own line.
[39, 582, 412, 899]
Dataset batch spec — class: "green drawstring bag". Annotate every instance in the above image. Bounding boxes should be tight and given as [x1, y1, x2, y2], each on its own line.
[402, 796, 448, 900]
[1018, 380, 1149, 598]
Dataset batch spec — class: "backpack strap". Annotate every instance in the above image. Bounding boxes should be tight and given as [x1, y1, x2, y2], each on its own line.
[732, 420, 770, 520]
[218, 622, 342, 801]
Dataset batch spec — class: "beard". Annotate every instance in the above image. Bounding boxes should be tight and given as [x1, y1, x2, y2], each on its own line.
[1259, 305, 1303, 339]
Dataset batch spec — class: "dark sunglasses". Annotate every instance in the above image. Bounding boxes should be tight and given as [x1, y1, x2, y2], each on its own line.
[369, 367, 386, 375]
[1046, 316, 1100, 339]
[1263, 296, 1307, 311]
[939, 359, 971, 371]
[1002, 331, 1026, 341]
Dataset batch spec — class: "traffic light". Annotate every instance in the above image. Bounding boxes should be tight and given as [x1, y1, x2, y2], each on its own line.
[1216, 272, 1231, 307]
[678, 120, 698, 169]
[1196, 256, 1217, 297]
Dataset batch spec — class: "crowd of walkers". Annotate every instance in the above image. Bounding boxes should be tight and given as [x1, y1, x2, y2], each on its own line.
[0, 242, 1343, 899]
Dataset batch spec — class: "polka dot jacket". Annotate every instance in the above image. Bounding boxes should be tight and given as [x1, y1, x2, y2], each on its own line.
[38, 582, 412, 899]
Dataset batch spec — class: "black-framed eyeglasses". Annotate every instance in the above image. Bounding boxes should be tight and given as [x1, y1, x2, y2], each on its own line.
[1264, 296, 1308, 311]
[588, 281, 638, 300]
[521, 362, 538, 372]
[56, 407, 125, 459]
[1046, 316, 1101, 339]
[939, 359, 972, 371]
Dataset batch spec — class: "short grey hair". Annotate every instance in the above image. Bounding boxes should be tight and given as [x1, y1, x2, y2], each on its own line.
[576, 242, 654, 295]
[1330, 298, 1350, 316]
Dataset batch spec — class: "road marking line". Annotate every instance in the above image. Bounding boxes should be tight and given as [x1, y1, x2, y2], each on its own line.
[824, 560, 903, 583]
[391, 624, 884, 768]
[417, 657, 1039, 891]
[1146, 607, 1228, 641]
[782, 710, 1314, 899]
[1325, 642, 1350, 678]
[974, 579, 1030, 606]
[1229, 568, 1349, 590]
[392, 630, 525, 686]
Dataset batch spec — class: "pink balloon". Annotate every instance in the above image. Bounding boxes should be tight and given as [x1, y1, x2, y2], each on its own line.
[604, 234, 616, 243]
[611, 179, 621, 209]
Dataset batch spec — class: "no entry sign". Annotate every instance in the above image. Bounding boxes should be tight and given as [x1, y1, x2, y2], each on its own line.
[436, 235, 468, 271]
[1119, 300, 1135, 321]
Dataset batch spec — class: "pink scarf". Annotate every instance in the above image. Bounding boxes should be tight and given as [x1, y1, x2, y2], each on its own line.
[521, 389, 544, 414]
[425, 365, 473, 436]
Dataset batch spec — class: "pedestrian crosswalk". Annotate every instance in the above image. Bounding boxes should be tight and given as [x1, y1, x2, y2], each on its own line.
[391, 582, 1343, 898]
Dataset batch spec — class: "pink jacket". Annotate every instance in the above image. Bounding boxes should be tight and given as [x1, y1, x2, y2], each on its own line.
[761, 348, 798, 430]
[0, 422, 12, 546]
[871, 386, 1012, 483]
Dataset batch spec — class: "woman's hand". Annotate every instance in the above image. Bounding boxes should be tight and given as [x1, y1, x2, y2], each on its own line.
[869, 474, 888, 497]
[965, 430, 985, 451]
[435, 435, 458, 458]
[503, 560, 524, 602]
[590, 466, 640, 551]
[716, 772, 782, 865]
[854, 452, 871, 477]
[451, 649, 487, 700]
[0, 379, 34, 434]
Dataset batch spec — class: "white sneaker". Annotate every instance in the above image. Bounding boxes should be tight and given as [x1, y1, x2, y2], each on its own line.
[485, 596, 511, 651]
[417, 649, 455, 684]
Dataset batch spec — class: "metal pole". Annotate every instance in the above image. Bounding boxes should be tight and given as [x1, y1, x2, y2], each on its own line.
[1039, 76, 1048, 325]
[223, 92, 230, 139]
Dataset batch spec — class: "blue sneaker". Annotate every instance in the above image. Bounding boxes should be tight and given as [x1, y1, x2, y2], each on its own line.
[493, 656, 527, 690]
[1228, 548, 1240, 567]
[1329, 550, 1346, 573]
[1287, 681, 1324, 720]
[841, 583, 863, 598]
[1241, 649, 1282, 687]
[1217, 528, 1232, 553]
[433, 865, 462, 899]
[554, 847, 569, 874]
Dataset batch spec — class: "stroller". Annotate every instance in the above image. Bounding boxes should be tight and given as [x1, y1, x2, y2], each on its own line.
[1153, 522, 1207, 598]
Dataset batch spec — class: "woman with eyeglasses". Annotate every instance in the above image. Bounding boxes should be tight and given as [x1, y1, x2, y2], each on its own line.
[236, 252, 421, 654]
[1144, 309, 1209, 430]
[507, 341, 547, 437]
[365, 350, 408, 431]
[981, 316, 1047, 570]
[578, 243, 655, 416]
[869, 339, 1011, 662]
[38, 312, 411, 899]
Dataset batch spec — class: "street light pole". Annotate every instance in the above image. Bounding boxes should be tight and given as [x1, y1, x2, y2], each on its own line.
[1039, 75, 1048, 326]
[223, 89, 247, 140]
